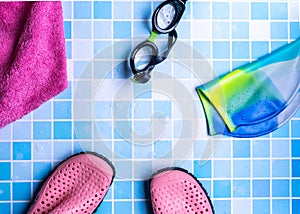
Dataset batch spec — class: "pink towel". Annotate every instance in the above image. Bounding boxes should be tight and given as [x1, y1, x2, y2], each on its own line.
[0, 2, 67, 128]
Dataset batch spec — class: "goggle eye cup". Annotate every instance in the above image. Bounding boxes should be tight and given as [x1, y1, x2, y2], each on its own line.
[129, 41, 158, 75]
[152, 0, 186, 34]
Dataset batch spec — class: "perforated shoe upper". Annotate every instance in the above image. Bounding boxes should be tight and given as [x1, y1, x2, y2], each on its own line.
[27, 153, 114, 214]
[150, 168, 214, 214]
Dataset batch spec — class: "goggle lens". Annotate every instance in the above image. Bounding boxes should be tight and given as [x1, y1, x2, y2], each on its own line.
[133, 45, 154, 70]
[157, 4, 176, 30]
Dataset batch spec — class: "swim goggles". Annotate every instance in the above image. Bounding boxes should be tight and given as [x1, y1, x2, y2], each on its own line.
[129, 0, 188, 83]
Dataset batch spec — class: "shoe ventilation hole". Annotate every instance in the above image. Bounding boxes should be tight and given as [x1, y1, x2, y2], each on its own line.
[31, 161, 109, 213]
[151, 180, 211, 213]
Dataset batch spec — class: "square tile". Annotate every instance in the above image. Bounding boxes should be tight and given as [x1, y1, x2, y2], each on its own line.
[272, 180, 289, 197]
[213, 42, 230, 59]
[194, 160, 211, 178]
[233, 140, 250, 158]
[134, 144, 152, 159]
[292, 179, 300, 197]
[65, 41, 72, 59]
[73, 21, 91, 39]
[212, 21, 229, 39]
[253, 200, 270, 214]
[232, 2, 249, 20]
[154, 101, 172, 118]
[114, 1, 131, 19]
[33, 122, 52, 140]
[73, 41, 92, 59]
[251, 41, 269, 59]
[114, 161, 132, 179]
[62, 1, 72, 19]
[53, 122, 72, 139]
[134, 201, 152, 214]
[94, 21, 112, 39]
[213, 180, 231, 198]
[212, 2, 229, 19]
[232, 42, 250, 59]
[232, 199, 251, 214]
[113, 21, 131, 39]
[74, 1, 91, 19]
[213, 61, 230, 76]
[13, 202, 28, 214]
[251, 3, 268, 20]
[214, 160, 231, 178]
[292, 140, 300, 157]
[114, 201, 132, 214]
[193, 2, 210, 19]
[53, 141, 72, 160]
[253, 160, 270, 177]
[13, 182, 31, 200]
[0, 142, 11, 160]
[33, 162, 52, 180]
[0, 183, 10, 200]
[134, 180, 149, 199]
[290, 22, 300, 39]
[272, 160, 290, 177]
[0, 203, 10, 213]
[191, 20, 212, 40]
[292, 160, 300, 177]
[233, 180, 250, 197]
[272, 139, 290, 157]
[252, 140, 270, 158]
[113, 41, 131, 59]
[271, 22, 288, 39]
[93, 60, 112, 78]
[270, 3, 288, 20]
[94, 1, 111, 19]
[13, 122, 31, 140]
[0, 162, 11, 180]
[233, 160, 250, 178]
[114, 141, 132, 159]
[74, 121, 92, 139]
[114, 181, 132, 199]
[114, 121, 132, 140]
[94, 121, 112, 139]
[0, 125, 11, 140]
[232, 22, 249, 39]
[272, 199, 290, 214]
[134, 161, 152, 179]
[250, 22, 270, 42]
[13, 162, 31, 180]
[33, 141, 52, 160]
[214, 200, 231, 214]
[154, 140, 172, 159]
[292, 120, 300, 137]
[95, 202, 112, 213]
[253, 180, 270, 197]
[292, 199, 300, 214]
[64, 21, 71, 39]
[13, 142, 31, 160]
[193, 41, 211, 59]
[134, 1, 151, 19]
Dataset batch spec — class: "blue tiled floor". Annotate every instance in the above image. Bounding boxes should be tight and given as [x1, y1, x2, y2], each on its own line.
[0, 1, 300, 214]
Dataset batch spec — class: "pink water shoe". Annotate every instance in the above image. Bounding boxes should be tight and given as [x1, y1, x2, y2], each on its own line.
[150, 168, 214, 214]
[27, 152, 115, 214]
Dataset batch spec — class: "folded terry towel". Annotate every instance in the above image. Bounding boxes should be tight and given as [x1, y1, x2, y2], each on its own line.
[0, 2, 67, 128]
[196, 38, 300, 137]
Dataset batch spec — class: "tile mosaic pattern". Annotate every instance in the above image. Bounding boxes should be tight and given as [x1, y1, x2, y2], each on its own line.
[0, 0, 299, 213]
